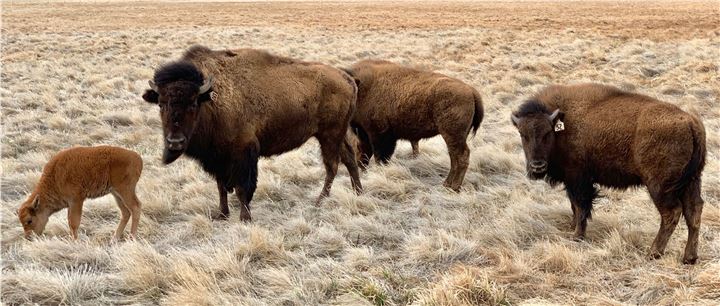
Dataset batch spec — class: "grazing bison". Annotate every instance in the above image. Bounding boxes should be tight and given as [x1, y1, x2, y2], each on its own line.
[344, 60, 483, 191]
[17, 146, 143, 240]
[142, 46, 362, 221]
[511, 83, 706, 264]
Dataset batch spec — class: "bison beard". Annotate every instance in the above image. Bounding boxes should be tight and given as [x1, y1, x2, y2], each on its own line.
[187, 145, 259, 220]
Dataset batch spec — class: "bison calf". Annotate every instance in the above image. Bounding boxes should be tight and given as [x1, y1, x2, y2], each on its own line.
[511, 83, 706, 264]
[345, 60, 483, 191]
[17, 146, 143, 240]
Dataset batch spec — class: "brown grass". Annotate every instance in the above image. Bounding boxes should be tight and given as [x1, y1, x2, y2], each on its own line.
[2, 1, 719, 305]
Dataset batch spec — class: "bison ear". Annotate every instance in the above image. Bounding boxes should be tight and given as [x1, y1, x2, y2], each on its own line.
[511, 114, 521, 127]
[31, 197, 40, 212]
[197, 90, 216, 104]
[548, 109, 564, 123]
[142, 89, 159, 104]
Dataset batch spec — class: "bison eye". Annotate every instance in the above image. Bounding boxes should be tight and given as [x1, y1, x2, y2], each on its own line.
[26, 220, 32, 225]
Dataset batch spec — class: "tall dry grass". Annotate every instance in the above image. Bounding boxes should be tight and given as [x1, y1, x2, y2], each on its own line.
[1, 1, 719, 305]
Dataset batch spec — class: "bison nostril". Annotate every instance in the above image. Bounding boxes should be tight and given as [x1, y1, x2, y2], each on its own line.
[166, 135, 186, 144]
[530, 160, 547, 169]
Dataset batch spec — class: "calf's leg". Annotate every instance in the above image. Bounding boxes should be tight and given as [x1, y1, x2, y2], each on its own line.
[67, 198, 84, 240]
[116, 188, 143, 239]
[111, 193, 131, 240]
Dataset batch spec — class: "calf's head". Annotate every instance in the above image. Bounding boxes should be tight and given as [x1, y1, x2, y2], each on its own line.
[511, 101, 564, 179]
[142, 62, 215, 164]
[17, 196, 50, 239]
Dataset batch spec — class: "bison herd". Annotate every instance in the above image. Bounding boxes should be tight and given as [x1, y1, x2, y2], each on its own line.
[17, 45, 706, 265]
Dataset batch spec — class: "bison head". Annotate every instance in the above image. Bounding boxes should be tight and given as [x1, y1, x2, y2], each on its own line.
[17, 196, 50, 240]
[142, 61, 215, 164]
[511, 103, 564, 180]
[349, 124, 373, 169]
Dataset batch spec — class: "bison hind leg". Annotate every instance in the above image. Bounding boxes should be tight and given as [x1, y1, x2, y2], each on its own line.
[647, 186, 683, 260]
[440, 133, 470, 192]
[316, 134, 344, 204]
[340, 135, 363, 194]
[681, 179, 703, 264]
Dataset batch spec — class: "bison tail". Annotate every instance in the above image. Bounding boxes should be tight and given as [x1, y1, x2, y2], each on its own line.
[469, 89, 484, 137]
[668, 120, 706, 195]
[340, 67, 361, 89]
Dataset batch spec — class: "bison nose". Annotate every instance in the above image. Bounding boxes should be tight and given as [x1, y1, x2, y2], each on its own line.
[166, 135, 187, 151]
[530, 160, 547, 172]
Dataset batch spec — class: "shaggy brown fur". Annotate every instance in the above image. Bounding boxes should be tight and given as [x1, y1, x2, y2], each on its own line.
[17, 146, 143, 240]
[345, 60, 483, 191]
[511, 83, 706, 264]
[142, 46, 362, 221]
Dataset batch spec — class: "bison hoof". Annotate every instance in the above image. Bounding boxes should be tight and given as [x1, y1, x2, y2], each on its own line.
[442, 182, 460, 192]
[648, 250, 663, 260]
[571, 234, 585, 242]
[682, 256, 698, 265]
[211, 211, 229, 221]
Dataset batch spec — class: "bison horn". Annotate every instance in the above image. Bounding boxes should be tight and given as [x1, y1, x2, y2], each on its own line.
[511, 114, 521, 126]
[199, 76, 214, 94]
[148, 80, 159, 92]
[549, 109, 561, 121]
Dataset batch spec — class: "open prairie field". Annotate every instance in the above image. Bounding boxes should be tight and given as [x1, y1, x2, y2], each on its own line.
[1, 1, 719, 305]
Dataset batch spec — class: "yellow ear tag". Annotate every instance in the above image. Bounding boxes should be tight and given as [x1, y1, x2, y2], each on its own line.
[554, 120, 565, 132]
[210, 91, 219, 102]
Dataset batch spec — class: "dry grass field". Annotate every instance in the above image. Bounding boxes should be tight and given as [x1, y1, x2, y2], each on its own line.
[2, 1, 719, 305]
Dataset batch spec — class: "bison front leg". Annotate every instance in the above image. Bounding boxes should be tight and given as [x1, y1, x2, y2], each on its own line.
[235, 146, 259, 222]
[565, 177, 596, 241]
[410, 140, 420, 158]
[213, 180, 230, 220]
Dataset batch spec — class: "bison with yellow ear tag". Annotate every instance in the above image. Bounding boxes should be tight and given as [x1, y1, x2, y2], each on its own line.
[511, 83, 706, 265]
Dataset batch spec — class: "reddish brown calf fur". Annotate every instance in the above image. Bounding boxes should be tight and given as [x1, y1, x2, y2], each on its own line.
[512, 83, 706, 264]
[17, 146, 143, 240]
[345, 60, 484, 191]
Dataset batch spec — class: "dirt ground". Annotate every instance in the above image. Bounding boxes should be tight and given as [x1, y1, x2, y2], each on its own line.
[2, 1, 719, 305]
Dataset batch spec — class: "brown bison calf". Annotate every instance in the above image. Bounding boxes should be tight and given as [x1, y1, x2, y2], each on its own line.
[344, 60, 483, 191]
[511, 83, 706, 264]
[142, 46, 362, 221]
[17, 146, 143, 240]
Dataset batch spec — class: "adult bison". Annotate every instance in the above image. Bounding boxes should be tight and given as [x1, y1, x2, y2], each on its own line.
[344, 60, 483, 191]
[142, 46, 362, 221]
[511, 83, 706, 264]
